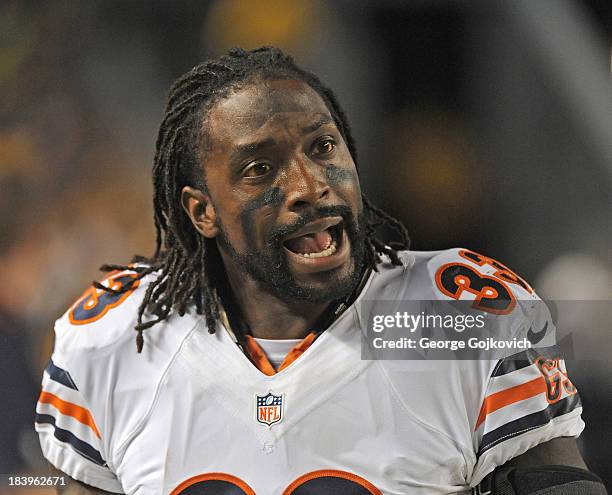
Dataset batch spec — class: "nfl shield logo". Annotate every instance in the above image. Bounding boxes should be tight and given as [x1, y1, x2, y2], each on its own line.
[256, 392, 283, 427]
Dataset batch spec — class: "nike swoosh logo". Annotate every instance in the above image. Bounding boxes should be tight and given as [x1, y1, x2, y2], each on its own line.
[528, 321, 549, 344]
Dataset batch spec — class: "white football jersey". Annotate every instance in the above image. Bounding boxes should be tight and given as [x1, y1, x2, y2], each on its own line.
[36, 248, 584, 494]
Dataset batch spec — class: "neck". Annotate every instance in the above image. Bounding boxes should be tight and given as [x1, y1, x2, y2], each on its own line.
[222, 268, 330, 340]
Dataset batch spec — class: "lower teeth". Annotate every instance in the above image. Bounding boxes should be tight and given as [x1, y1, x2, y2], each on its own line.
[299, 241, 337, 258]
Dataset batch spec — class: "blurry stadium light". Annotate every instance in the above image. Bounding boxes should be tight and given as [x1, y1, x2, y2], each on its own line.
[202, 0, 330, 58]
[385, 110, 483, 244]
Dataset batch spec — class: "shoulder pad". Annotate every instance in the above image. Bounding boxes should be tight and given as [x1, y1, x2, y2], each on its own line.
[425, 248, 553, 345]
[54, 269, 153, 353]
[427, 247, 537, 308]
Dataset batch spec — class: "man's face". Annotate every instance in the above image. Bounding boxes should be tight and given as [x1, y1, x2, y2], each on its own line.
[195, 78, 365, 303]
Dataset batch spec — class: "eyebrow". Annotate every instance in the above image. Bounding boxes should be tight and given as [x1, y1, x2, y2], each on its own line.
[300, 115, 334, 134]
[229, 115, 336, 165]
[230, 137, 277, 164]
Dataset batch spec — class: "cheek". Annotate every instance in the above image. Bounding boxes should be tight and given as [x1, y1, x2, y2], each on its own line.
[207, 195, 249, 249]
[238, 187, 285, 244]
[324, 164, 362, 210]
[324, 164, 358, 187]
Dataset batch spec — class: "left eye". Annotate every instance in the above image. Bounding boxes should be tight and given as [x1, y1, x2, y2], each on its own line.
[243, 162, 272, 178]
[315, 138, 336, 155]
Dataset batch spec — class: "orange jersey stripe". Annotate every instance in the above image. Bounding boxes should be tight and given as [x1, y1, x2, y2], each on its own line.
[475, 376, 547, 430]
[245, 332, 317, 375]
[244, 336, 277, 376]
[278, 332, 317, 372]
[38, 391, 101, 439]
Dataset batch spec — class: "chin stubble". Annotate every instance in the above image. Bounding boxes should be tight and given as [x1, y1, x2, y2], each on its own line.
[216, 206, 366, 303]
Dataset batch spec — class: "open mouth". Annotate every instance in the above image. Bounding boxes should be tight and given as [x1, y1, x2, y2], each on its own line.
[283, 219, 344, 259]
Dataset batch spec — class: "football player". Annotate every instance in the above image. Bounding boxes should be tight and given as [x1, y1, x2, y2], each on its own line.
[36, 47, 606, 494]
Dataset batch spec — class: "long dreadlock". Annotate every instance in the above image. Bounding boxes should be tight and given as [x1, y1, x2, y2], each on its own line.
[100, 47, 410, 353]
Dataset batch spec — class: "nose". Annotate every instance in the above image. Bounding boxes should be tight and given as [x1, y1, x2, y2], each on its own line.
[284, 155, 330, 210]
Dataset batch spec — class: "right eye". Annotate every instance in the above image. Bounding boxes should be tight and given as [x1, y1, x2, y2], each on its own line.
[243, 162, 272, 178]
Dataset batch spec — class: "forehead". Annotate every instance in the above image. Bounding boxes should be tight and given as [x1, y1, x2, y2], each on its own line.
[204, 79, 334, 148]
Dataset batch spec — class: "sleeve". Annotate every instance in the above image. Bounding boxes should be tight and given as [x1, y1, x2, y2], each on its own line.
[469, 347, 584, 485]
[35, 355, 124, 493]
[424, 248, 584, 486]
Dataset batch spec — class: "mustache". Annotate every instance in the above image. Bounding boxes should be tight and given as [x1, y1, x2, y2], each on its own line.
[267, 205, 356, 245]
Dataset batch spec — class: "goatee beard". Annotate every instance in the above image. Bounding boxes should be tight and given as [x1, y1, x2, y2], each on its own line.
[217, 205, 367, 303]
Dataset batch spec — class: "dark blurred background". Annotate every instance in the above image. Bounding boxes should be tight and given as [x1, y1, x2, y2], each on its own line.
[1, 0, 611, 490]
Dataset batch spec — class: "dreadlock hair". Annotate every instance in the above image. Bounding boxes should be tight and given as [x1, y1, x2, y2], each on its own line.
[100, 46, 410, 353]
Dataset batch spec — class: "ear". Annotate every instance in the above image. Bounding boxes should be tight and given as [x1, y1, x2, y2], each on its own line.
[181, 186, 219, 238]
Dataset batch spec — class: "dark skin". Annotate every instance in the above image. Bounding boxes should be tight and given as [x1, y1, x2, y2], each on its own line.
[182, 79, 362, 339]
[53, 79, 587, 493]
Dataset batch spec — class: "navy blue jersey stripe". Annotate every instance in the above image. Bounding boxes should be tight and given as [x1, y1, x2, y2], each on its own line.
[478, 394, 581, 455]
[491, 351, 533, 377]
[45, 360, 78, 390]
[35, 413, 105, 466]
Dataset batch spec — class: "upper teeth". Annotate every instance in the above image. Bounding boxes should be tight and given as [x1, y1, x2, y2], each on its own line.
[299, 241, 337, 258]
